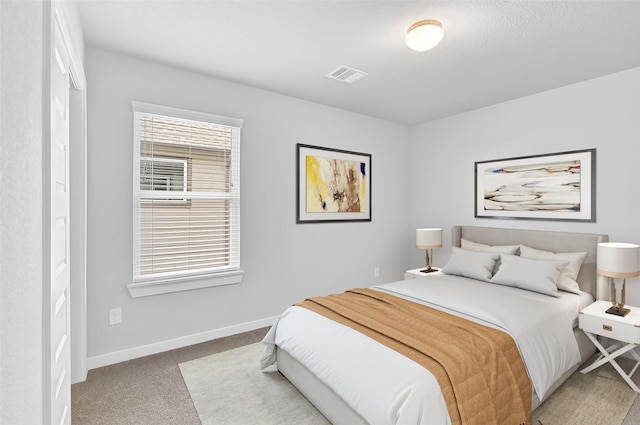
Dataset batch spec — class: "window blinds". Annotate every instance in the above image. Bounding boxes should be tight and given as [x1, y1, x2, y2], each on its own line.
[132, 102, 242, 283]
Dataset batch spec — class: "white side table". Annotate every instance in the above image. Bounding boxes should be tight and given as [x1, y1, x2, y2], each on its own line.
[404, 268, 441, 280]
[579, 300, 640, 393]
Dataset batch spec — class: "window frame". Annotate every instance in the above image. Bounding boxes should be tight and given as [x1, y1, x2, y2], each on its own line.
[128, 101, 244, 297]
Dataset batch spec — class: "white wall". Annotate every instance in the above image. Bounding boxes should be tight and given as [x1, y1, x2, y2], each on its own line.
[0, 1, 46, 423]
[85, 48, 411, 362]
[409, 67, 640, 304]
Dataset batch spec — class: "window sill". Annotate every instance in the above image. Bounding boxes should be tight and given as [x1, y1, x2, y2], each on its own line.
[127, 269, 245, 298]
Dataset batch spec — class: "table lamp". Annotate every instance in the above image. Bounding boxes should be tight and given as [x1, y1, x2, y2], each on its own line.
[597, 242, 640, 317]
[416, 228, 442, 273]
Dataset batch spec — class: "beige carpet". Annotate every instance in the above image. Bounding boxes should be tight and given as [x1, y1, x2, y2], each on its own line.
[181, 343, 638, 425]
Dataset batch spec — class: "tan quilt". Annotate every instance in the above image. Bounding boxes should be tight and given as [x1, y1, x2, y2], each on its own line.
[298, 288, 532, 425]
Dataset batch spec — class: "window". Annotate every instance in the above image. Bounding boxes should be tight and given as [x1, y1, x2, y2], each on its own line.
[129, 101, 243, 297]
[140, 157, 187, 193]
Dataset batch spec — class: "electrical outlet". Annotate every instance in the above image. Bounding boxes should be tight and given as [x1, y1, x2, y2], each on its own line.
[374, 267, 380, 278]
[109, 308, 122, 325]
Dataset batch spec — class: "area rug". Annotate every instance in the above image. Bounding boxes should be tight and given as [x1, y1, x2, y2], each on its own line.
[533, 355, 638, 425]
[179, 343, 329, 425]
[180, 343, 637, 425]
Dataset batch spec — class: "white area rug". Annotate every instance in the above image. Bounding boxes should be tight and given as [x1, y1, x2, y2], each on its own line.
[179, 343, 329, 425]
[181, 342, 638, 425]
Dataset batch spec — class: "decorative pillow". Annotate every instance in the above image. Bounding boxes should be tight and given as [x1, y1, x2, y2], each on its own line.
[442, 247, 500, 282]
[490, 254, 569, 297]
[461, 238, 520, 255]
[519, 245, 587, 294]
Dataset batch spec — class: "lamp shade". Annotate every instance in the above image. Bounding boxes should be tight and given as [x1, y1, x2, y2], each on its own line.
[416, 228, 442, 249]
[597, 242, 640, 278]
[405, 20, 444, 52]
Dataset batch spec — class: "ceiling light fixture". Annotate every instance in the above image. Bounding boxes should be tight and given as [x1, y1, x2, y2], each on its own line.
[405, 20, 444, 52]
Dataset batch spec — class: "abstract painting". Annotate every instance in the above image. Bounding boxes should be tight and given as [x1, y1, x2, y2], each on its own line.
[297, 144, 371, 223]
[475, 149, 595, 222]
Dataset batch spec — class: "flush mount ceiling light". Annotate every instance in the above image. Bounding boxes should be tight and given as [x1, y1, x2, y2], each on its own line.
[405, 19, 444, 52]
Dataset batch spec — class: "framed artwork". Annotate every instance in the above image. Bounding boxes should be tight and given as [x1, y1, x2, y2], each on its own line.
[296, 144, 371, 223]
[474, 148, 596, 222]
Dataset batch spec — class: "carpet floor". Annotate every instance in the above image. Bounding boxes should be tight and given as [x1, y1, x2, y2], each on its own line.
[181, 343, 640, 425]
[534, 355, 639, 425]
[73, 327, 640, 424]
[71, 328, 269, 425]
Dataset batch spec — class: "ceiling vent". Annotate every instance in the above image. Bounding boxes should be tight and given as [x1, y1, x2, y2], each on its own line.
[326, 65, 368, 84]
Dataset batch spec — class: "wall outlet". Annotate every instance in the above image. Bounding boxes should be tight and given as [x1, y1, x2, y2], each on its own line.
[374, 267, 380, 278]
[109, 308, 122, 325]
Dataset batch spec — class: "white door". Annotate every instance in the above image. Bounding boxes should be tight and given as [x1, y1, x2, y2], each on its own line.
[48, 14, 72, 425]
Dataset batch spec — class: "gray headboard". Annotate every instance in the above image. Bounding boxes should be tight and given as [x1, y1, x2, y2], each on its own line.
[451, 226, 609, 299]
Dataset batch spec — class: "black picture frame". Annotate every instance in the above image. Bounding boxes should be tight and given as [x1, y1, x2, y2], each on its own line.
[296, 144, 372, 223]
[474, 148, 596, 222]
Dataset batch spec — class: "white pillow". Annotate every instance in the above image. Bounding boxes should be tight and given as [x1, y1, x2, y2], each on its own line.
[461, 238, 520, 273]
[519, 245, 587, 294]
[461, 238, 520, 255]
[490, 254, 569, 297]
[442, 247, 500, 282]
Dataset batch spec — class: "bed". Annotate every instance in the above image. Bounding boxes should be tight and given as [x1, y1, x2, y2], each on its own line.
[261, 226, 609, 425]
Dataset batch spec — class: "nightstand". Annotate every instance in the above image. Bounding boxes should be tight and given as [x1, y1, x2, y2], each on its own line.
[579, 300, 640, 392]
[404, 268, 441, 279]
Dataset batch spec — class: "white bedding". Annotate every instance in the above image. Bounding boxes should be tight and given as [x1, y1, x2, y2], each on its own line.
[261, 274, 590, 425]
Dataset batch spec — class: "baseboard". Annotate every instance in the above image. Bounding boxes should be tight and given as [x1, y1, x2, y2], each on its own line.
[86, 316, 279, 371]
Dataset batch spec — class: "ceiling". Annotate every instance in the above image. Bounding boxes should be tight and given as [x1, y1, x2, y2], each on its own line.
[76, 0, 640, 126]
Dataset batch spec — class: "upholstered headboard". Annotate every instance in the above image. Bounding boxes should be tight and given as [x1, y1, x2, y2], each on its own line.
[451, 226, 609, 299]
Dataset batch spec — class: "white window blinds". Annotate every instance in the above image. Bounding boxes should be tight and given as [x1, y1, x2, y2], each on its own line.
[132, 101, 242, 285]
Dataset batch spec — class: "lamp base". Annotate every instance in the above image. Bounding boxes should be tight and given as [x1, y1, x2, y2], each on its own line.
[606, 305, 630, 317]
[420, 268, 439, 274]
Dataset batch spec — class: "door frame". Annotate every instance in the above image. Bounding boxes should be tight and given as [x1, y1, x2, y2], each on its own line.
[43, 5, 88, 425]
[52, 0, 88, 385]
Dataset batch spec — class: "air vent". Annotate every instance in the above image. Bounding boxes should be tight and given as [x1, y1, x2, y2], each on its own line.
[326, 65, 368, 84]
